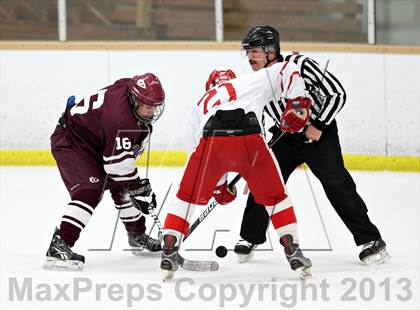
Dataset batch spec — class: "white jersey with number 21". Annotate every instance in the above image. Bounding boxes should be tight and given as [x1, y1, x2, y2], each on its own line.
[186, 61, 306, 152]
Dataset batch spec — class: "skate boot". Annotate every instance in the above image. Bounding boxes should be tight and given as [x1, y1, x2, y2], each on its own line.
[160, 234, 181, 281]
[280, 235, 312, 279]
[128, 232, 161, 256]
[234, 238, 257, 263]
[43, 228, 85, 271]
[359, 238, 390, 265]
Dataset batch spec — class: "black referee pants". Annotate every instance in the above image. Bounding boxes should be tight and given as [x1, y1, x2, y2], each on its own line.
[240, 120, 381, 246]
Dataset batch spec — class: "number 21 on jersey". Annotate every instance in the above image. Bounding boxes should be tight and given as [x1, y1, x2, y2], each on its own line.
[197, 82, 237, 114]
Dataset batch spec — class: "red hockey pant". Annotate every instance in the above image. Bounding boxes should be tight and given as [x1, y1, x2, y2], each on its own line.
[164, 134, 298, 240]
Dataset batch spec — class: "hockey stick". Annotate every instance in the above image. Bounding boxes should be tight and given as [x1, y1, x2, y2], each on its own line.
[183, 129, 285, 241]
[143, 137, 218, 271]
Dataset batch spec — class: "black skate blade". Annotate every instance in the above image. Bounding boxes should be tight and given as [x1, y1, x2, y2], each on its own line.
[43, 257, 84, 271]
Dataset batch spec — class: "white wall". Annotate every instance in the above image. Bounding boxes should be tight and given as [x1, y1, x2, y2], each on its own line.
[0, 49, 419, 156]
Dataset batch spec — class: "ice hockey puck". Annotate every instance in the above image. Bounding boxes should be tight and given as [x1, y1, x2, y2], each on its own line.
[215, 246, 227, 258]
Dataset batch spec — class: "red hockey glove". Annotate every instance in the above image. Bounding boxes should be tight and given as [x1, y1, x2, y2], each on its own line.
[213, 182, 237, 205]
[280, 97, 311, 133]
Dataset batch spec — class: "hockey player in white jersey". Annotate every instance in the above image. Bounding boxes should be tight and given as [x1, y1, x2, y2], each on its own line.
[159, 63, 313, 281]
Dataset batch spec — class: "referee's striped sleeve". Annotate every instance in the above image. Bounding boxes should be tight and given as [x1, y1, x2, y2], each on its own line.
[301, 58, 346, 130]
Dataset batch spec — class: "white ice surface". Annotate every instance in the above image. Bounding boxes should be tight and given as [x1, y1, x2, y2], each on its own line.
[1, 167, 419, 309]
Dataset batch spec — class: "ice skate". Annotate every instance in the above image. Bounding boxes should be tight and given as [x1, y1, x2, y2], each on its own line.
[160, 234, 181, 281]
[280, 235, 312, 279]
[359, 238, 390, 265]
[128, 232, 161, 256]
[43, 228, 85, 271]
[234, 239, 257, 263]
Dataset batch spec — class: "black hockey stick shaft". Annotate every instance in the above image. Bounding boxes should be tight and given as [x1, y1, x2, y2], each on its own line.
[183, 177, 240, 241]
[183, 130, 285, 241]
[183, 200, 216, 240]
[149, 162, 251, 240]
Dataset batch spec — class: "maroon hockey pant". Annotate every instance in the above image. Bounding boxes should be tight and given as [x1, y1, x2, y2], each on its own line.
[50, 125, 145, 246]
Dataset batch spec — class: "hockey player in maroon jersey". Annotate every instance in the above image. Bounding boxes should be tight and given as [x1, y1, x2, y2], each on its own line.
[160, 65, 313, 281]
[44, 73, 165, 271]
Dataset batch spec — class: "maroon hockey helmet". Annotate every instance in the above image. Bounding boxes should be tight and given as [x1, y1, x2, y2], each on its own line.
[205, 69, 236, 91]
[128, 73, 165, 124]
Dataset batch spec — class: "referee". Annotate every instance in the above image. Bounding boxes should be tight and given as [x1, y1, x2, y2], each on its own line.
[234, 25, 390, 264]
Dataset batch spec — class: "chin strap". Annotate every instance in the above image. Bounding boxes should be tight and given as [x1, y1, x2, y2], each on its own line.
[263, 49, 283, 68]
[263, 52, 279, 68]
[264, 57, 277, 68]
[128, 93, 154, 124]
[128, 93, 141, 120]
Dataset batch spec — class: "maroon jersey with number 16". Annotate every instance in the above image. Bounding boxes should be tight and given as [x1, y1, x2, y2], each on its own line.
[51, 78, 150, 195]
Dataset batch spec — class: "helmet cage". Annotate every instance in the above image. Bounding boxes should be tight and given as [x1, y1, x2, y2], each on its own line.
[128, 92, 165, 124]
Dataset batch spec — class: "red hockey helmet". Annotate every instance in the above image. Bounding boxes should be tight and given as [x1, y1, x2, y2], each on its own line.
[205, 69, 236, 91]
[128, 73, 165, 124]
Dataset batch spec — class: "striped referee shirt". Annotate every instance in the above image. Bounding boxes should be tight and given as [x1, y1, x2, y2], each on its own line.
[264, 54, 347, 131]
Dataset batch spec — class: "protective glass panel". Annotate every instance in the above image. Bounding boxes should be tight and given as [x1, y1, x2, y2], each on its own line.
[375, 0, 420, 45]
[224, 0, 369, 43]
[66, 0, 215, 40]
[0, 0, 58, 40]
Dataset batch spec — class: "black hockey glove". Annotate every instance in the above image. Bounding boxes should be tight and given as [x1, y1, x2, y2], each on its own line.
[125, 178, 157, 215]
